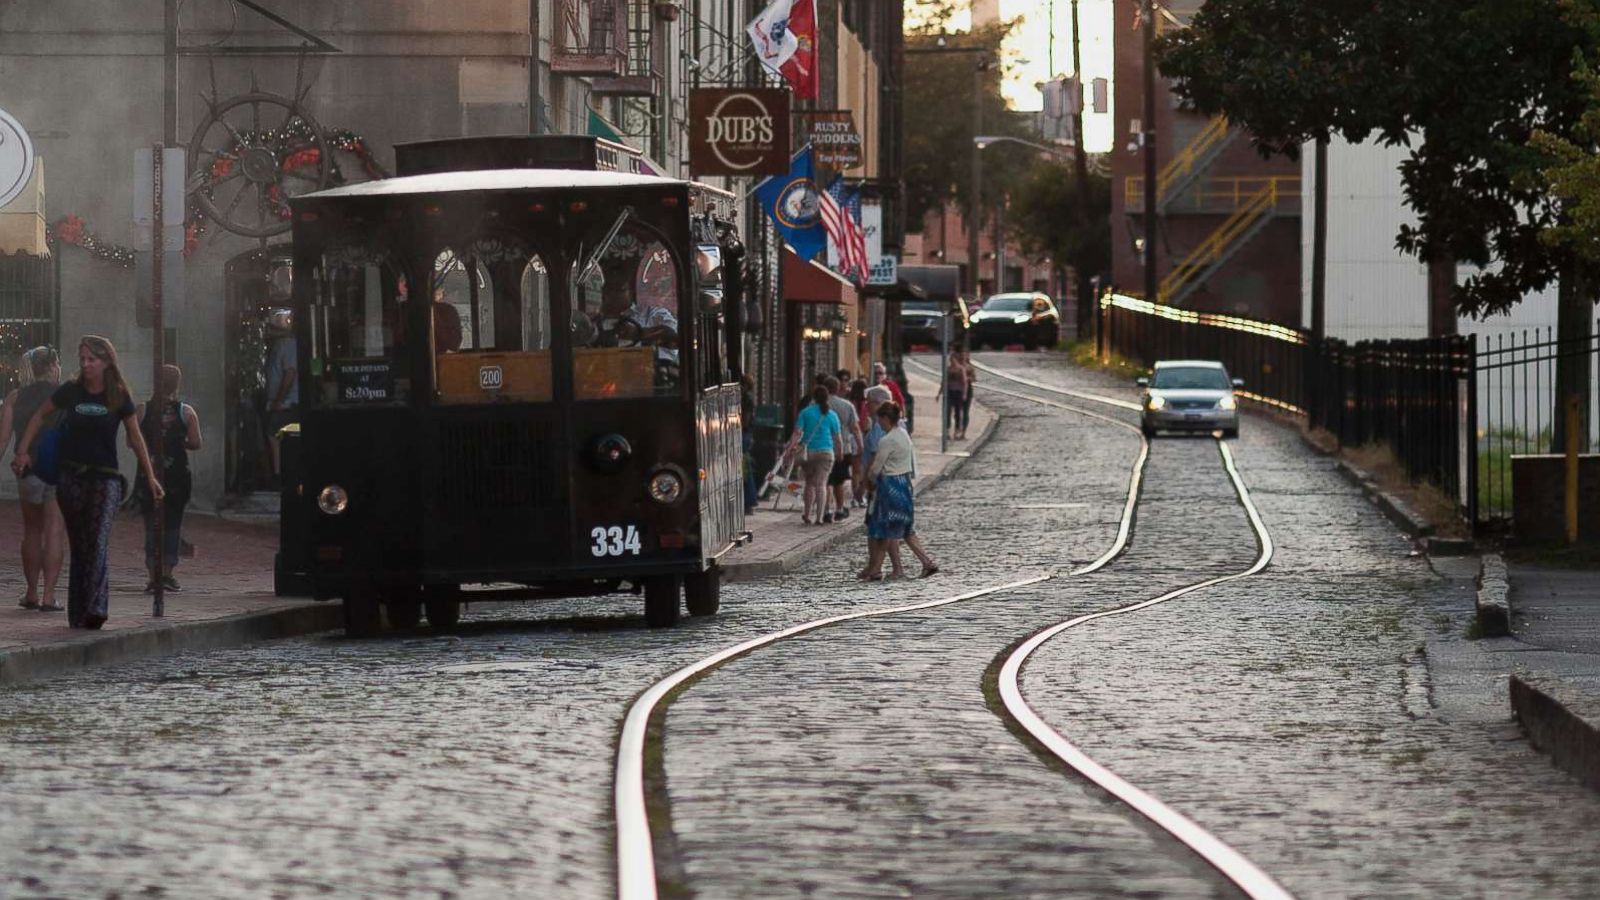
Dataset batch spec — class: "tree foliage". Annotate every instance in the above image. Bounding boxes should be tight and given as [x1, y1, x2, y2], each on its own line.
[1159, 0, 1593, 317]
[1007, 160, 1111, 283]
[902, 14, 1035, 231]
[1534, 2, 1600, 268]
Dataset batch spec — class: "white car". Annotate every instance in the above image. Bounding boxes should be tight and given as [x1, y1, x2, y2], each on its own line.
[1137, 360, 1242, 438]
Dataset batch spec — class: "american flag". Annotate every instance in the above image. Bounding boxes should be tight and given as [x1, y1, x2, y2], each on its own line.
[819, 177, 869, 282]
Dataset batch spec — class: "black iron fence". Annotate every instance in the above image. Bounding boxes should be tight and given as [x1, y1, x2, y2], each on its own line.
[1100, 294, 1474, 519]
[1307, 335, 1475, 519]
[1102, 293, 1309, 413]
[1475, 324, 1600, 523]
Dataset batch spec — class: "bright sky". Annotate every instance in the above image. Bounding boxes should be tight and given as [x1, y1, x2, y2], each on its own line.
[907, 0, 1117, 154]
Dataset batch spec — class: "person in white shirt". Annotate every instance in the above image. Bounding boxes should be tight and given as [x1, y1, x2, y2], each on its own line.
[857, 402, 939, 580]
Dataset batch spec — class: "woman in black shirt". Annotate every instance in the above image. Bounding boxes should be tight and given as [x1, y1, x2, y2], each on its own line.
[12, 336, 164, 629]
[135, 364, 201, 593]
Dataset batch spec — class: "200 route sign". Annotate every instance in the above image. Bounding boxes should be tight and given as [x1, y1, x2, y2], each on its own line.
[689, 88, 791, 178]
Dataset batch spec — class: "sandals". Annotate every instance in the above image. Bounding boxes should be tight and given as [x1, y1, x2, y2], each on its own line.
[38, 602, 64, 612]
[919, 566, 940, 579]
[18, 598, 39, 610]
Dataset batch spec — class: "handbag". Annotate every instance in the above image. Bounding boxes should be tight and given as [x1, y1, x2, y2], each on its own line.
[33, 421, 65, 486]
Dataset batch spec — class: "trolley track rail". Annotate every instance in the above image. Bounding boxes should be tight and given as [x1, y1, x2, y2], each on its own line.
[615, 358, 1289, 900]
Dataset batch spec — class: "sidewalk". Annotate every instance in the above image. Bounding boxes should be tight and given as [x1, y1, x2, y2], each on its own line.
[1502, 561, 1600, 791]
[721, 371, 995, 580]
[0, 371, 994, 683]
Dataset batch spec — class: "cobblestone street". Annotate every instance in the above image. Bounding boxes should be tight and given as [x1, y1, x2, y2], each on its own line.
[3, 354, 1600, 898]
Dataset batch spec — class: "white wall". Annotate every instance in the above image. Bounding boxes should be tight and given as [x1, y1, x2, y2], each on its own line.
[1300, 137, 1560, 342]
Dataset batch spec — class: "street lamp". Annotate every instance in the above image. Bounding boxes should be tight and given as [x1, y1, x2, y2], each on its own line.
[973, 135, 1078, 158]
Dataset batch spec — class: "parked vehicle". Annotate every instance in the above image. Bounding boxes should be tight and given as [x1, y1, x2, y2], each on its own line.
[276, 135, 749, 636]
[1137, 360, 1243, 438]
[898, 297, 971, 350]
[968, 292, 1060, 350]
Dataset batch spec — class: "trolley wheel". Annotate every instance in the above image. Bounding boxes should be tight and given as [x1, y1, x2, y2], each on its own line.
[386, 590, 423, 630]
[342, 587, 382, 639]
[424, 586, 462, 630]
[684, 567, 721, 617]
[644, 576, 682, 628]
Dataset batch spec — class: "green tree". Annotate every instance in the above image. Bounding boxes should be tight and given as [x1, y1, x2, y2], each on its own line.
[1159, 0, 1592, 321]
[1007, 160, 1111, 313]
[902, 18, 1034, 233]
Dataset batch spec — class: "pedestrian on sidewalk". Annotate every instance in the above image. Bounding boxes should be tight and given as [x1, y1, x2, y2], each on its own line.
[788, 384, 841, 525]
[133, 364, 201, 594]
[849, 377, 870, 506]
[955, 349, 976, 439]
[0, 346, 66, 611]
[11, 336, 164, 630]
[860, 402, 938, 579]
[822, 375, 861, 523]
[940, 352, 970, 441]
[871, 361, 904, 410]
[891, 361, 915, 434]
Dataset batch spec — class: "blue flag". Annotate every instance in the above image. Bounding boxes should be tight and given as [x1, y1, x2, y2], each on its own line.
[754, 145, 826, 261]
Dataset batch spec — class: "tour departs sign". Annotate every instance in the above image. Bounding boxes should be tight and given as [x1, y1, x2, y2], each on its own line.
[689, 87, 791, 177]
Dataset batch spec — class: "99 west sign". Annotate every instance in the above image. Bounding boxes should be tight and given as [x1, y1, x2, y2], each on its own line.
[689, 88, 791, 178]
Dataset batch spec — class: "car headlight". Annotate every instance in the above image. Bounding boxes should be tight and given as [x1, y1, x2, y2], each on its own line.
[1218, 394, 1237, 411]
[317, 484, 349, 516]
[1013, 314, 1031, 324]
[648, 470, 684, 504]
[1147, 395, 1167, 411]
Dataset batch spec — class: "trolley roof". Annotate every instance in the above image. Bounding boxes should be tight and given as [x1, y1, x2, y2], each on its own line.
[300, 168, 686, 201]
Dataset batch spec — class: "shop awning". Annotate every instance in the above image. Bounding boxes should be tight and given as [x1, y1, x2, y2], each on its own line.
[782, 244, 859, 306]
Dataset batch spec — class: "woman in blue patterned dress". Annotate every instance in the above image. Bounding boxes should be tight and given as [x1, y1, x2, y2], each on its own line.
[860, 402, 937, 580]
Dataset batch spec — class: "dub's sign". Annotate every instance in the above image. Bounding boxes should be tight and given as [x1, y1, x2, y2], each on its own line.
[0, 107, 35, 210]
[689, 88, 791, 177]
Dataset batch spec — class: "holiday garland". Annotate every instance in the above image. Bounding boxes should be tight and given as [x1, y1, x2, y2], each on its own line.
[48, 128, 388, 267]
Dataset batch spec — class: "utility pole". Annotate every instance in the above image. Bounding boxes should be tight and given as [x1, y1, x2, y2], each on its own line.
[1142, 0, 1158, 303]
[1071, 0, 1095, 338]
[155, 0, 178, 616]
[969, 59, 985, 298]
[1311, 136, 1328, 341]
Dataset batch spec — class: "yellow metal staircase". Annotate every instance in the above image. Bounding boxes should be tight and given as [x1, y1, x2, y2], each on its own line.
[1158, 177, 1297, 304]
[1155, 115, 1234, 210]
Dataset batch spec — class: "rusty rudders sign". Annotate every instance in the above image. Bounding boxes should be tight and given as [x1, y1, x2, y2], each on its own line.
[689, 87, 791, 177]
[810, 110, 862, 169]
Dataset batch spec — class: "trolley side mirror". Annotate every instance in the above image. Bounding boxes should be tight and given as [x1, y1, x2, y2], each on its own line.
[695, 244, 724, 312]
[1135, 376, 1149, 388]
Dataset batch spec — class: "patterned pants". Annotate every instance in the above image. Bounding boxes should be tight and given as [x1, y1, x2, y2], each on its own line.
[58, 471, 122, 628]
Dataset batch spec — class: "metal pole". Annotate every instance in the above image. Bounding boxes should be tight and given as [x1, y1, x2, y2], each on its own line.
[969, 60, 984, 298]
[1311, 136, 1328, 341]
[1071, 0, 1095, 341]
[164, 0, 178, 144]
[1141, 0, 1158, 303]
[994, 194, 1006, 293]
[941, 313, 950, 454]
[1568, 392, 1581, 544]
[151, 146, 166, 618]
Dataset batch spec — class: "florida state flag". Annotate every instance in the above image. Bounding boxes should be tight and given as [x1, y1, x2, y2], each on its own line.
[747, 0, 818, 100]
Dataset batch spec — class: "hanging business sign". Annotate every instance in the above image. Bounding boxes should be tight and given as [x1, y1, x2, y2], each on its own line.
[0, 107, 36, 211]
[809, 110, 862, 169]
[689, 87, 791, 177]
[860, 200, 896, 286]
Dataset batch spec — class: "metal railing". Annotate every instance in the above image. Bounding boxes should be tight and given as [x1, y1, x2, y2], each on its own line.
[1127, 175, 1304, 216]
[1475, 324, 1600, 523]
[1157, 180, 1284, 303]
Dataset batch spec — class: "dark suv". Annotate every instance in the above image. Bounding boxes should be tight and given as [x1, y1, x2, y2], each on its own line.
[899, 298, 971, 350]
[968, 292, 1061, 350]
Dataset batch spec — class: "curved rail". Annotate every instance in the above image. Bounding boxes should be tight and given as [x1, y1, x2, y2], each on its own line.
[964, 357, 1143, 411]
[615, 374, 1150, 899]
[997, 440, 1290, 900]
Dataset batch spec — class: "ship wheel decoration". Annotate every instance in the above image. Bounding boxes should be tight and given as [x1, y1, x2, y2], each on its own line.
[187, 89, 333, 238]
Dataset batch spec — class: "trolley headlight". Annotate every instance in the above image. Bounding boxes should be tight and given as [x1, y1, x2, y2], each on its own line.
[1218, 394, 1237, 411]
[1147, 395, 1167, 411]
[317, 484, 349, 516]
[648, 470, 684, 505]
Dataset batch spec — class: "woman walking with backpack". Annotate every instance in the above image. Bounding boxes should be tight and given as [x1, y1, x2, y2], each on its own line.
[0, 346, 66, 612]
[134, 364, 201, 593]
[11, 336, 164, 629]
[788, 384, 842, 525]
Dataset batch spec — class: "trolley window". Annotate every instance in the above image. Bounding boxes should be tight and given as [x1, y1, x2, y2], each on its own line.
[569, 213, 682, 400]
[431, 237, 554, 404]
[308, 244, 410, 406]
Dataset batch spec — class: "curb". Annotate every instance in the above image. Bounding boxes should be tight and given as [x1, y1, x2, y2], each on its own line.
[1292, 429, 1438, 540]
[721, 401, 1000, 582]
[1476, 553, 1512, 637]
[0, 601, 342, 686]
[1511, 674, 1600, 793]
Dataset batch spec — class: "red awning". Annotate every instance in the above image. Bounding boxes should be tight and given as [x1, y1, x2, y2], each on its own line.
[782, 245, 859, 306]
